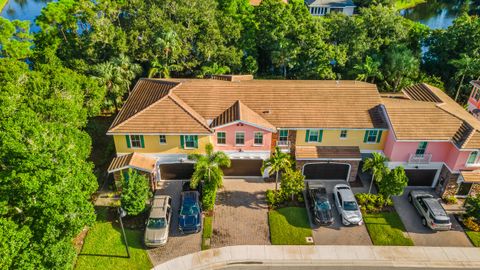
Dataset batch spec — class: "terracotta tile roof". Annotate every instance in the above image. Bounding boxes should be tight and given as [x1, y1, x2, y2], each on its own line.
[460, 170, 480, 183]
[383, 83, 480, 148]
[108, 153, 157, 173]
[108, 94, 212, 134]
[402, 84, 443, 103]
[210, 100, 276, 131]
[295, 146, 361, 159]
[109, 79, 385, 134]
[109, 79, 179, 131]
[382, 98, 463, 141]
[170, 79, 385, 129]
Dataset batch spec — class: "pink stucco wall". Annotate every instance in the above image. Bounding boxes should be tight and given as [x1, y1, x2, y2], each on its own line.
[384, 130, 480, 171]
[213, 122, 272, 151]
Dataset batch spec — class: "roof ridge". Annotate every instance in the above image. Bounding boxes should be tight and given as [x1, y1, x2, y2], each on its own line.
[168, 93, 212, 133]
[108, 80, 181, 132]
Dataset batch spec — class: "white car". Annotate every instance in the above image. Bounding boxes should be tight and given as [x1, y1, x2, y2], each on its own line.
[333, 184, 363, 226]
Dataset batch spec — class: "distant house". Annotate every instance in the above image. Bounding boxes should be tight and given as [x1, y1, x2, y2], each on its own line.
[305, 0, 355, 16]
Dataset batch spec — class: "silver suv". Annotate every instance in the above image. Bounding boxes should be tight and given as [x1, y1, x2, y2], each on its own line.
[408, 190, 451, 231]
[144, 195, 172, 247]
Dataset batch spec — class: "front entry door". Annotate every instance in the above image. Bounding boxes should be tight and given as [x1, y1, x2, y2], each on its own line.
[457, 182, 473, 196]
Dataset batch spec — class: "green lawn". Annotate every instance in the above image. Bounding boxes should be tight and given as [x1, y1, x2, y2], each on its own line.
[75, 208, 152, 270]
[395, 0, 425, 10]
[269, 207, 313, 245]
[201, 215, 213, 250]
[364, 211, 414, 246]
[466, 230, 480, 247]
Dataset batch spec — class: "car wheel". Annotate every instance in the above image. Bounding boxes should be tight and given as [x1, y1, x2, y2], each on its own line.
[422, 217, 427, 227]
[408, 194, 412, 203]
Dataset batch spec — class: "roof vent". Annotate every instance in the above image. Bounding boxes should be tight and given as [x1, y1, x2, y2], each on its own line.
[262, 110, 271, 114]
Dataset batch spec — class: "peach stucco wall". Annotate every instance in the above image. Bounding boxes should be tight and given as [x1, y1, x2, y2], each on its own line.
[213, 122, 272, 151]
[384, 130, 480, 171]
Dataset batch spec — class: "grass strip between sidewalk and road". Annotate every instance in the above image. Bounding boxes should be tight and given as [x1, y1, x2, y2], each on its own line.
[364, 211, 414, 246]
[269, 207, 313, 245]
[201, 215, 213, 250]
[75, 208, 152, 270]
[465, 230, 480, 247]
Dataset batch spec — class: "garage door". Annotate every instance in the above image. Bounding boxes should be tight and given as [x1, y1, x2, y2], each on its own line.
[160, 163, 194, 180]
[404, 169, 437, 186]
[303, 163, 349, 180]
[223, 159, 263, 177]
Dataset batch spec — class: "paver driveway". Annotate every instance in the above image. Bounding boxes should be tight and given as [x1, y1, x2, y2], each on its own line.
[211, 179, 275, 248]
[393, 188, 472, 247]
[148, 181, 202, 266]
[306, 180, 372, 245]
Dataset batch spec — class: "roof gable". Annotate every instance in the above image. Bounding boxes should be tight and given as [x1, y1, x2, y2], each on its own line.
[210, 100, 276, 131]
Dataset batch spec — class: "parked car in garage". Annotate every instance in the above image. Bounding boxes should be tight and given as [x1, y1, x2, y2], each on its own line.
[144, 195, 172, 247]
[306, 182, 334, 225]
[333, 184, 363, 226]
[408, 190, 452, 230]
[178, 191, 202, 234]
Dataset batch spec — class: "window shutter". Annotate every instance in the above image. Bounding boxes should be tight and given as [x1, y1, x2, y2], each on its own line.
[194, 135, 198, 148]
[318, 130, 323, 142]
[363, 130, 369, 143]
[180, 135, 184, 149]
[125, 135, 131, 148]
[140, 135, 145, 148]
[305, 130, 310, 142]
[376, 130, 383, 143]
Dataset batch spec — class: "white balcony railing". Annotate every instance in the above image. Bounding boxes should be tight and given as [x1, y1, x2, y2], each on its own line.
[276, 140, 290, 148]
[408, 153, 432, 164]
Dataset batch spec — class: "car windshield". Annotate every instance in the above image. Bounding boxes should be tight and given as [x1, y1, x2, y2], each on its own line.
[180, 202, 199, 216]
[147, 218, 166, 229]
[315, 201, 331, 210]
[434, 218, 451, 224]
[343, 201, 358, 211]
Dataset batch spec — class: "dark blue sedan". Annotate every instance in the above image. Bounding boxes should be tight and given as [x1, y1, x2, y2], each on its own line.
[178, 191, 202, 234]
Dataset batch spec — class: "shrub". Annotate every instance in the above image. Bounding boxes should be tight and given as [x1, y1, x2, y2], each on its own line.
[463, 217, 480, 232]
[266, 189, 285, 208]
[120, 169, 151, 216]
[443, 196, 458, 205]
[355, 193, 392, 213]
[280, 169, 305, 201]
[466, 194, 480, 220]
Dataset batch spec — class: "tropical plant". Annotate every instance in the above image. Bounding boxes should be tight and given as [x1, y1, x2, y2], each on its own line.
[450, 53, 480, 101]
[465, 194, 480, 221]
[353, 55, 382, 83]
[362, 152, 389, 194]
[377, 166, 408, 202]
[261, 146, 293, 191]
[120, 169, 152, 216]
[188, 143, 231, 189]
[198, 63, 231, 78]
[280, 169, 305, 201]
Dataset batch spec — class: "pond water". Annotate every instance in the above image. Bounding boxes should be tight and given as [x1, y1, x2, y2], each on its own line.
[400, 0, 466, 29]
[1, 0, 53, 32]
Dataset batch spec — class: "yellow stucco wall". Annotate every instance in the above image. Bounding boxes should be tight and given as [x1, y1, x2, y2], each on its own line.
[295, 129, 387, 150]
[113, 135, 212, 154]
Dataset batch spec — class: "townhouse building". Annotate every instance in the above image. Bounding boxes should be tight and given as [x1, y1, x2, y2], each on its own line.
[106, 76, 480, 198]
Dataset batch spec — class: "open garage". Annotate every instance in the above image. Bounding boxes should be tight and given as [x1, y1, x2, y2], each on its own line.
[303, 163, 350, 181]
[159, 163, 194, 180]
[223, 159, 263, 177]
[404, 169, 437, 186]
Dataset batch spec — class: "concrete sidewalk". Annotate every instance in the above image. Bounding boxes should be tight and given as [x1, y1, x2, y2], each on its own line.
[153, 245, 480, 270]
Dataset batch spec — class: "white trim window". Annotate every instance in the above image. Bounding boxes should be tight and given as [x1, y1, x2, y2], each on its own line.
[159, 135, 167, 144]
[466, 151, 479, 165]
[340, 130, 348, 139]
[130, 135, 142, 148]
[254, 132, 263, 146]
[217, 132, 226, 145]
[235, 132, 245, 145]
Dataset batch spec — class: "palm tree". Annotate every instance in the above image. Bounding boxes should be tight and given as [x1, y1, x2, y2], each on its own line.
[188, 143, 231, 189]
[261, 147, 292, 191]
[353, 56, 381, 83]
[362, 152, 389, 194]
[450, 54, 480, 101]
[93, 54, 142, 112]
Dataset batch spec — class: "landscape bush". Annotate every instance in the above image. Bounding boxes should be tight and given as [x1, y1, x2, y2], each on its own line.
[355, 193, 393, 213]
[463, 217, 480, 232]
[120, 169, 152, 216]
[443, 195, 458, 205]
[465, 194, 480, 220]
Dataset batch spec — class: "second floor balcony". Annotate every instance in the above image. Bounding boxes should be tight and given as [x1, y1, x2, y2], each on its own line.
[408, 153, 432, 164]
[276, 140, 291, 152]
